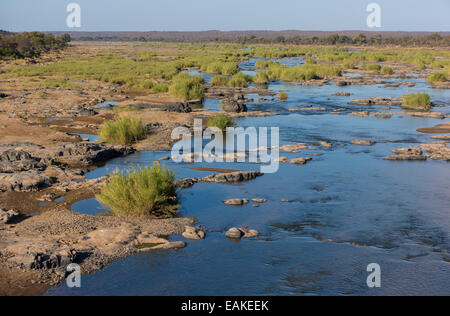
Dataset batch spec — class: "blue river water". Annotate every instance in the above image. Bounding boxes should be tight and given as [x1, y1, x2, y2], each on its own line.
[46, 68, 450, 296]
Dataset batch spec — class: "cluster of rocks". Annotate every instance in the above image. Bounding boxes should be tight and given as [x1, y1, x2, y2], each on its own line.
[349, 111, 370, 117]
[383, 82, 416, 88]
[373, 113, 392, 119]
[431, 135, 450, 141]
[258, 97, 274, 103]
[335, 78, 383, 86]
[421, 143, 450, 160]
[403, 112, 446, 120]
[205, 87, 275, 99]
[88, 97, 106, 106]
[223, 198, 249, 206]
[290, 157, 312, 165]
[0, 143, 133, 192]
[223, 197, 268, 207]
[293, 79, 328, 86]
[348, 97, 402, 106]
[319, 141, 333, 148]
[384, 143, 449, 161]
[225, 227, 259, 240]
[203, 171, 263, 183]
[384, 147, 427, 161]
[179, 171, 264, 189]
[222, 94, 248, 113]
[0, 208, 20, 224]
[300, 106, 327, 111]
[182, 226, 206, 240]
[430, 81, 450, 90]
[43, 143, 134, 167]
[277, 143, 308, 153]
[0, 209, 193, 282]
[333, 92, 352, 96]
[350, 140, 376, 146]
[131, 102, 193, 113]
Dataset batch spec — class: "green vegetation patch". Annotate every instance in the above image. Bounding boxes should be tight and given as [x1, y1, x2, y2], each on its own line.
[210, 75, 230, 87]
[100, 116, 146, 145]
[402, 93, 431, 111]
[228, 72, 252, 88]
[362, 64, 382, 71]
[169, 73, 205, 100]
[97, 164, 178, 218]
[278, 91, 288, 101]
[427, 72, 447, 83]
[207, 114, 236, 130]
[0, 32, 70, 59]
[380, 66, 394, 75]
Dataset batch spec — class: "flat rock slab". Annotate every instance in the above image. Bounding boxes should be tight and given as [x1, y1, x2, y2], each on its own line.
[290, 157, 312, 165]
[348, 97, 402, 106]
[0, 207, 194, 279]
[223, 199, 249, 206]
[350, 140, 376, 146]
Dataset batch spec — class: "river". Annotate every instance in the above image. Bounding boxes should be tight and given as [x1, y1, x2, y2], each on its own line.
[45, 61, 450, 296]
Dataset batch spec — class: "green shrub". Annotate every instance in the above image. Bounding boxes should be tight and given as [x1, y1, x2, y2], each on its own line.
[305, 57, 317, 65]
[207, 114, 236, 130]
[228, 72, 252, 88]
[402, 93, 431, 110]
[253, 72, 269, 83]
[381, 66, 394, 75]
[445, 66, 450, 77]
[427, 72, 447, 83]
[255, 60, 271, 69]
[343, 61, 355, 69]
[202, 62, 239, 76]
[278, 91, 288, 101]
[362, 64, 382, 71]
[151, 83, 169, 93]
[169, 73, 205, 100]
[265, 63, 341, 81]
[210, 75, 230, 87]
[96, 164, 178, 218]
[141, 80, 155, 90]
[221, 62, 240, 76]
[100, 116, 146, 145]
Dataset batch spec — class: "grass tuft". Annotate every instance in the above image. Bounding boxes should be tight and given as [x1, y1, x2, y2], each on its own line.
[278, 91, 288, 101]
[402, 93, 431, 110]
[362, 64, 382, 71]
[97, 164, 178, 218]
[100, 116, 146, 145]
[168, 73, 205, 100]
[210, 75, 230, 87]
[381, 66, 394, 75]
[228, 72, 252, 88]
[427, 72, 447, 83]
[207, 114, 236, 130]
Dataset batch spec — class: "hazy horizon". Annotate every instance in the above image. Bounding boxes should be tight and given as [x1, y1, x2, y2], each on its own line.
[1, 0, 449, 33]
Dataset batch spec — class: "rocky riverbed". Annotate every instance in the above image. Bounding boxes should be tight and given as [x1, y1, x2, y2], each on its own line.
[1, 42, 449, 296]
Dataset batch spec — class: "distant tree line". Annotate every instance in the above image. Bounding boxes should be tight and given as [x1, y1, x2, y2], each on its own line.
[72, 32, 450, 47]
[0, 31, 71, 59]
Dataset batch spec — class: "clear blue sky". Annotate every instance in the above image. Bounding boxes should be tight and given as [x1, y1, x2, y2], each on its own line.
[1, 0, 449, 32]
